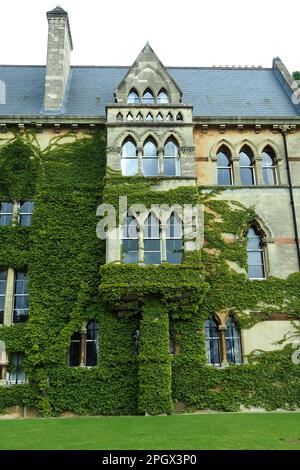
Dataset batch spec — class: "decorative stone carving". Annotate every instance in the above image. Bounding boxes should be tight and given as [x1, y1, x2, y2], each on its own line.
[179, 146, 195, 156]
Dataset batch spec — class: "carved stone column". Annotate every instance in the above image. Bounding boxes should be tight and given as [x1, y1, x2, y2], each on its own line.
[4, 268, 14, 326]
[161, 223, 167, 262]
[233, 157, 241, 185]
[158, 148, 164, 176]
[255, 156, 264, 185]
[138, 147, 143, 176]
[80, 329, 87, 367]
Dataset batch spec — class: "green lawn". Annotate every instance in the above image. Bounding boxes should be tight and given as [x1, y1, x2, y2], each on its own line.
[0, 413, 299, 450]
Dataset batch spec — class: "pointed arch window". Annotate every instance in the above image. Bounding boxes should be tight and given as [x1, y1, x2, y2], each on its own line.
[136, 112, 143, 121]
[205, 317, 221, 365]
[205, 316, 243, 366]
[69, 320, 99, 367]
[146, 112, 153, 121]
[166, 213, 183, 264]
[156, 112, 163, 121]
[164, 138, 180, 176]
[176, 112, 183, 121]
[157, 89, 169, 104]
[247, 227, 266, 279]
[217, 146, 233, 185]
[122, 214, 139, 263]
[142, 89, 154, 104]
[262, 146, 277, 185]
[239, 146, 255, 185]
[121, 138, 138, 176]
[127, 89, 139, 104]
[116, 112, 123, 122]
[126, 112, 133, 121]
[225, 316, 242, 364]
[166, 112, 173, 122]
[143, 212, 161, 264]
[143, 138, 159, 176]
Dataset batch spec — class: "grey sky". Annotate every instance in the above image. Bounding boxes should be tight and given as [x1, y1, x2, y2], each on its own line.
[0, 0, 299, 73]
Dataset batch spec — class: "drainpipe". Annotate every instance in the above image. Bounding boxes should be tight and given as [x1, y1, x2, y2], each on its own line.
[280, 126, 300, 270]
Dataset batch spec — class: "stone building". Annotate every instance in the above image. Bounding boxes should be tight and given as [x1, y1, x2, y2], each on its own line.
[0, 6, 299, 415]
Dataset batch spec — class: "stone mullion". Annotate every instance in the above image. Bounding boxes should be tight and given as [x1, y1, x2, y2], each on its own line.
[80, 329, 87, 367]
[138, 147, 143, 176]
[4, 267, 15, 326]
[158, 148, 164, 176]
[138, 228, 144, 263]
[232, 158, 241, 185]
[219, 326, 228, 367]
[161, 223, 167, 262]
[255, 156, 264, 185]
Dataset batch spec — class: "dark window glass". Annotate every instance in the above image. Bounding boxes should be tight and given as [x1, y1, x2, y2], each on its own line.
[205, 317, 221, 365]
[164, 138, 180, 176]
[122, 138, 138, 176]
[20, 201, 34, 227]
[247, 227, 265, 279]
[166, 213, 183, 264]
[142, 89, 154, 104]
[157, 89, 169, 104]
[13, 272, 29, 323]
[226, 316, 242, 364]
[166, 112, 173, 121]
[144, 213, 161, 264]
[262, 147, 277, 185]
[0, 270, 7, 324]
[239, 146, 255, 185]
[0, 202, 13, 226]
[7, 353, 26, 384]
[122, 215, 138, 263]
[176, 112, 183, 121]
[127, 89, 139, 104]
[143, 138, 158, 176]
[69, 332, 81, 366]
[217, 146, 232, 185]
[86, 320, 99, 367]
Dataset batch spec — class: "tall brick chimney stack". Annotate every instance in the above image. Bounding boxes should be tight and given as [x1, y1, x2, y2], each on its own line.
[44, 6, 73, 111]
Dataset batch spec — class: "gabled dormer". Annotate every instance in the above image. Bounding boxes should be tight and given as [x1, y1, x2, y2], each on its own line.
[115, 43, 182, 105]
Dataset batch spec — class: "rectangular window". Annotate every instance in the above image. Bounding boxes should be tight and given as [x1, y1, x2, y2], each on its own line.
[7, 353, 26, 385]
[0, 270, 7, 325]
[0, 202, 13, 226]
[20, 201, 34, 227]
[166, 239, 182, 264]
[123, 239, 139, 263]
[13, 272, 29, 323]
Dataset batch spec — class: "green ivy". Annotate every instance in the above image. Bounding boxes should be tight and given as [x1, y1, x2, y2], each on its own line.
[0, 133, 299, 416]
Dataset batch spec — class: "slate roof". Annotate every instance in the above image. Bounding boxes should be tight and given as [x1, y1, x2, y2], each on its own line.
[0, 65, 299, 118]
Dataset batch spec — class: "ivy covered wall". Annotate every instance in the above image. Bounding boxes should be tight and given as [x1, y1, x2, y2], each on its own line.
[0, 131, 299, 416]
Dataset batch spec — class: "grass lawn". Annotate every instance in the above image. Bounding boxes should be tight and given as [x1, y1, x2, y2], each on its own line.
[0, 413, 299, 450]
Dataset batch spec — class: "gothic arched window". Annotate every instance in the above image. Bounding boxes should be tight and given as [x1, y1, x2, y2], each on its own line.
[143, 138, 159, 176]
[239, 145, 255, 185]
[121, 137, 138, 176]
[164, 138, 180, 176]
[127, 89, 139, 104]
[225, 316, 242, 364]
[69, 320, 99, 367]
[166, 213, 183, 264]
[247, 226, 266, 279]
[157, 89, 169, 104]
[142, 89, 154, 104]
[217, 146, 233, 185]
[262, 146, 277, 185]
[205, 317, 221, 365]
[143, 212, 161, 264]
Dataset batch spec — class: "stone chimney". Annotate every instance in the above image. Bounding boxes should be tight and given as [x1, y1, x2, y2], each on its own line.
[44, 6, 73, 111]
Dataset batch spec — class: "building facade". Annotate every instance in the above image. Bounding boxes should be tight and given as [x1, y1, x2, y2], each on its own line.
[0, 7, 299, 416]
